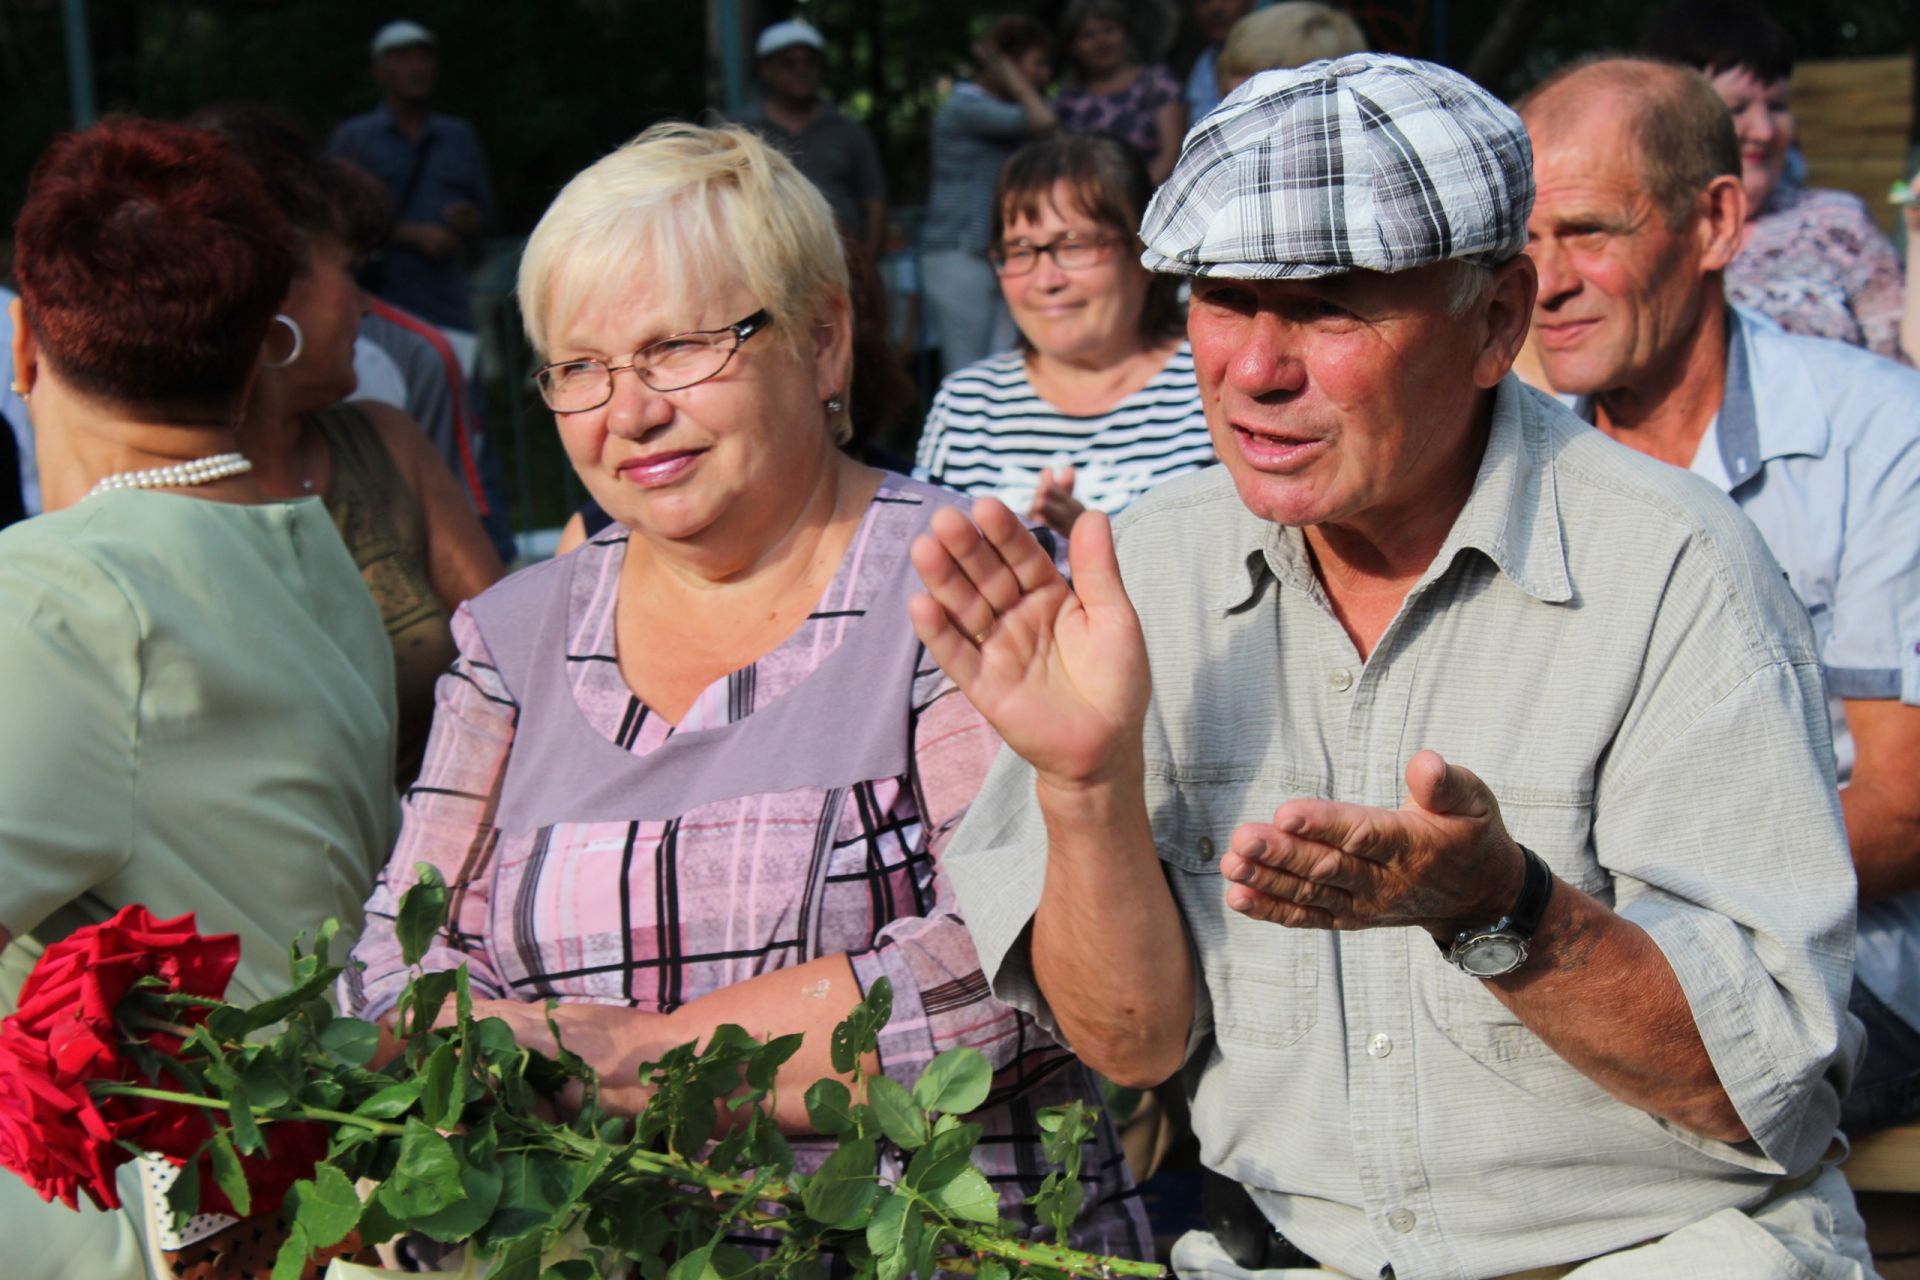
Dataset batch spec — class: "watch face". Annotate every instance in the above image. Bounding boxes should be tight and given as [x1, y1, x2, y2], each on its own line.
[1457, 934, 1526, 977]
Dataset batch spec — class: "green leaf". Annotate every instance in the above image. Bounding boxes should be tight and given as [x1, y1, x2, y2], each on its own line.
[419, 1041, 461, 1130]
[165, 1146, 202, 1225]
[865, 1190, 909, 1258]
[286, 1164, 363, 1249]
[411, 1160, 503, 1242]
[375, 1118, 465, 1219]
[803, 1079, 858, 1135]
[454, 964, 473, 1029]
[208, 1127, 252, 1217]
[904, 1122, 982, 1192]
[270, 1222, 313, 1280]
[229, 965, 337, 1037]
[709, 1245, 757, 1278]
[932, 1166, 1000, 1224]
[1030, 1169, 1084, 1241]
[476, 1152, 573, 1250]
[396, 863, 452, 966]
[866, 1075, 929, 1151]
[404, 970, 460, 1037]
[543, 1264, 597, 1280]
[799, 1135, 878, 1225]
[911, 1047, 992, 1117]
[976, 1263, 1011, 1280]
[746, 1032, 804, 1091]
[226, 1086, 263, 1155]
[355, 1193, 405, 1250]
[830, 977, 892, 1074]
[239, 1056, 293, 1111]
[355, 1079, 424, 1119]
[665, 1244, 719, 1280]
[317, 1017, 381, 1067]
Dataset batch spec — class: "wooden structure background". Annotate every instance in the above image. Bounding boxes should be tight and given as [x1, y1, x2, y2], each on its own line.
[1792, 54, 1914, 237]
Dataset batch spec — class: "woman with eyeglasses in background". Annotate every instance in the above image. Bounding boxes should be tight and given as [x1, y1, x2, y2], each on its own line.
[914, 134, 1212, 536]
[345, 123, 1149, 1258]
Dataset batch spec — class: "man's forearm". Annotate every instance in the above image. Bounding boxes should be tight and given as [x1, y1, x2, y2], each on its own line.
[1030, 773, 1194, 1088]
[1487, 881, 1748, 1142]
[1842, 776, 1920, 901]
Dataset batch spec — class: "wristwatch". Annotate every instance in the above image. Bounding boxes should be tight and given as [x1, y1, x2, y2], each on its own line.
[1439, 844, 1554, 977]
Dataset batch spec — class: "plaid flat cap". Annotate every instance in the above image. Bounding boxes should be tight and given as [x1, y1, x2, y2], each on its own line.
[1139, 53, 1533, 278]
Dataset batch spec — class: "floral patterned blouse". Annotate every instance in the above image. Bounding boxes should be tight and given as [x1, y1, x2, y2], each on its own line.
[1725, 178, 1908, 363]
[1054, 65, 1181, 165]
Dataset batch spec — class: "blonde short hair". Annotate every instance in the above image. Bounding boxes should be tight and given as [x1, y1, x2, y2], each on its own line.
[1216, 3, 1368, 93]
[516, 121, 853, 442]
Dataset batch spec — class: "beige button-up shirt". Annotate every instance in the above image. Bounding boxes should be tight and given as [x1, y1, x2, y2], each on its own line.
[947, 376, 1861, 1279]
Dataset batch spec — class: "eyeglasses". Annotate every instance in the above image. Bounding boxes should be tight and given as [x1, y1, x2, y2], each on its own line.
[533, 309, 771, 413]
[988, 233, 1125, 277]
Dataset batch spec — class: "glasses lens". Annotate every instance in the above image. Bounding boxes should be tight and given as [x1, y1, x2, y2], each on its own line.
[1053, 237, 1112, 270]
[993, 245, 1038, 276]
[540, 361, 612, 411]
[642, 334, 733, 392]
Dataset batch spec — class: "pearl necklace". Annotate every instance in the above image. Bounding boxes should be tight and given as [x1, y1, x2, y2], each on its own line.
[86, 452, 254, 500]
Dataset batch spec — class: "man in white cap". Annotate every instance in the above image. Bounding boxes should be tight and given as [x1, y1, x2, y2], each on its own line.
[736, 18, 887, 263]
[916, 54, 1870, 1278]
[330, 19, 495, 346]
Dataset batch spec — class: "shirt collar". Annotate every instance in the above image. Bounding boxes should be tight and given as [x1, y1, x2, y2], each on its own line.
[1213, 376, 1573, 612]
[1569, 307, 1829, 491]
[1716, 306, 1830, 487]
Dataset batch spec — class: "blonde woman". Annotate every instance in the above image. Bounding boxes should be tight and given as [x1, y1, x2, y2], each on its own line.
[347, 123, 1149, 1256]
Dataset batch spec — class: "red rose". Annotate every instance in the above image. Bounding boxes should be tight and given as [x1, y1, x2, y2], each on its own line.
[0, 906, 241, 1211]
[0, 1034, 139, 1210]
[11, 904, 239, 1076]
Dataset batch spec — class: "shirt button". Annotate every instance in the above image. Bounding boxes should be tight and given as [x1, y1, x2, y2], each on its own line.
[1367, 1032, 1393, 1059]
[1388, 1208, 1416, 1234]
[1328, 667, 1354, 692]
[1196, 836, 1216, 861]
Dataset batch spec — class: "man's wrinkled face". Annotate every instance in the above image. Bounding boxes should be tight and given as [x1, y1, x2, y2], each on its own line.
[374, 43, 436, 103]
[1524, 106, 1711, 397]
[1185, 264, 1495, 534]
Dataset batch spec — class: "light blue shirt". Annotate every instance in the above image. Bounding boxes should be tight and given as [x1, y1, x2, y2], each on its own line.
[1579, 306, 1920, 1028]
[1185, 45, 1223, 126]
[0, 288, 34, 516]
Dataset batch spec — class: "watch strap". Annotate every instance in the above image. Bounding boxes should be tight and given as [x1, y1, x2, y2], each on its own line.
[1433, 844, 1554, 954]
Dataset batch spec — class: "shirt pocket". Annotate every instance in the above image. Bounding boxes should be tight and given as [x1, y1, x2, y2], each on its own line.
[1427, 790, 1603, 1070]
[1150, 774, 1320, 1050]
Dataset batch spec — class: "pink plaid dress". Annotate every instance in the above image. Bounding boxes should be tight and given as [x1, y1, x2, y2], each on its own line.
[347, 476, 1149, 1256]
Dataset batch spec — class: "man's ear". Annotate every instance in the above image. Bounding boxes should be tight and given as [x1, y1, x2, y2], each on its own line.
[1472, 255, 1539, 390]
[1696, 174, 1746, 273]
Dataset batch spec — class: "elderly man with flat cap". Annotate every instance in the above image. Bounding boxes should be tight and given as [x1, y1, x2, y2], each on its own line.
[912, 54, 1869, 1279]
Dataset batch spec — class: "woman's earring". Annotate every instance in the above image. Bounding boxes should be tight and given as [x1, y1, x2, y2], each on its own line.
[263, 314, 305, 370]
[6, 380, 25, 399]
[826, 396, 844, 414]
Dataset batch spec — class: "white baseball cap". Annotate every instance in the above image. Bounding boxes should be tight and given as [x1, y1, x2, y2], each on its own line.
[371, 20, 435, 58]
[755, 19, 826, 59]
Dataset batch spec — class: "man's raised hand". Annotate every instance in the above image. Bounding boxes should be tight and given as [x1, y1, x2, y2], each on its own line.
[909, 498, 1149, 789]
[1216, 750, 1527, 936]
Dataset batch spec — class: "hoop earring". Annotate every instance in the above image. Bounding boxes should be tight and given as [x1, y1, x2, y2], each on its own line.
[263, 314, 304, 370]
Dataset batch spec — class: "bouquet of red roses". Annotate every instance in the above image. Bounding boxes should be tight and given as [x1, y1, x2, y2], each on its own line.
[0, 879, 1164, 1280]
[0, 904, 326, 1219]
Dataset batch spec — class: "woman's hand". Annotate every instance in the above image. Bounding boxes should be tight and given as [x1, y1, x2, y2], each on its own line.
[453, 999, 673, 1116]
[1028, 465, 1086, 537]
[909, 498, 1149, 791]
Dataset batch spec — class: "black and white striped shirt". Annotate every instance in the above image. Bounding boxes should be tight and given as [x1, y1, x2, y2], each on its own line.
[912, 344, 1215, 515]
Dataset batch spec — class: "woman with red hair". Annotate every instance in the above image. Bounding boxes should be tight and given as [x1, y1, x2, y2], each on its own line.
[0, 117, 399, 1277]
